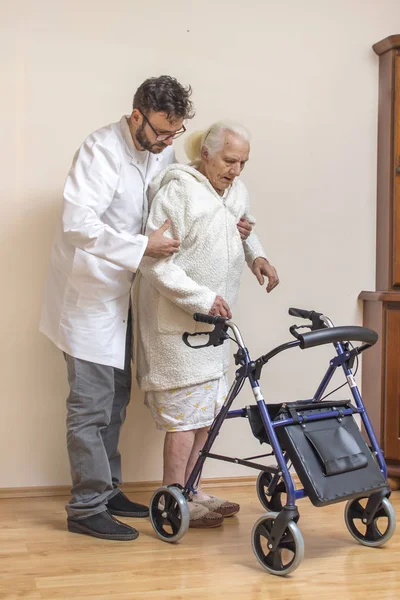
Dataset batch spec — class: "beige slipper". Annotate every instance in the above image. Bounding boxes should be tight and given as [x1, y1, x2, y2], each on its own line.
[188, 501, 224, 529]
[193, 495, 240, 517]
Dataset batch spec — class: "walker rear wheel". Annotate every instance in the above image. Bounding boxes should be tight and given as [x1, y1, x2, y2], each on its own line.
[344, 496, 396, 548]
[256, 472, 287, 512]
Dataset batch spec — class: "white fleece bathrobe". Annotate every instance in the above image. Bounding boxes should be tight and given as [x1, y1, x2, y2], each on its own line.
[137, 164, 267, 405]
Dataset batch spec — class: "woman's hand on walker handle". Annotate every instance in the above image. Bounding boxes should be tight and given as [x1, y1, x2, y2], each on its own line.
[252, 257, 280, 293]
[209, 296, 232, 319]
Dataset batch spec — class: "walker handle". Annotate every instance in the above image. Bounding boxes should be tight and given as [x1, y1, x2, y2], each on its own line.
[288, 307, 326, 331]
[288, 307, 317, 320]
[193, 313, 228, 325]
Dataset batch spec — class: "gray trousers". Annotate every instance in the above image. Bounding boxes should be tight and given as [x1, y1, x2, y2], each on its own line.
[64, 314, 132, 519]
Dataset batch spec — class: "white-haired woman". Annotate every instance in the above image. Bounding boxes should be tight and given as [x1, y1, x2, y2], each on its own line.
[137, 121, 279, 528]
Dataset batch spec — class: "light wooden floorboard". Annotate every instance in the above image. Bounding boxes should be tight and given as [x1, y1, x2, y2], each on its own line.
[0, 486, 399, 599]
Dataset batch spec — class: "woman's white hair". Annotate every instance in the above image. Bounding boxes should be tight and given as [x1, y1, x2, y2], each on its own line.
[184, 120, 250, 164]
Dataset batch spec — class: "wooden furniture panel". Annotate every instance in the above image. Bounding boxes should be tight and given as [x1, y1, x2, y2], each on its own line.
[376, 50, 395, 290]
[358, 297, 384, 443]
[360, 35, 400, 481]
[384, 305, 400, 460]
[394, 56, 400, 285]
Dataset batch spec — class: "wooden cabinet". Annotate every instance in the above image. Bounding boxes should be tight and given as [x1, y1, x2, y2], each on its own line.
[385, 306, 400, 463]
[360, 35, 400, 479]
[360, 294, 400, 476]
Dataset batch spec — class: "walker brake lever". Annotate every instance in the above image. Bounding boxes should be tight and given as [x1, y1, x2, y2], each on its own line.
[183, 321, 229, 349]
[289, 324, 311, 340]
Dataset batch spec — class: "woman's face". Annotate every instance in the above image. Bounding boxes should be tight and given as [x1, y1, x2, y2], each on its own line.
[200, 133, 250, 196]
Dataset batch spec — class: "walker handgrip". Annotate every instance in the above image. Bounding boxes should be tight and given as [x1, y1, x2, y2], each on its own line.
[193, 313, 228, 325]
[288, 307, 315, 320]
[298, 326, 378, 349]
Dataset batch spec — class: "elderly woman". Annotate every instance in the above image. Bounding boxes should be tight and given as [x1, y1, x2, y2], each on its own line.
[137, 121, 279, 528]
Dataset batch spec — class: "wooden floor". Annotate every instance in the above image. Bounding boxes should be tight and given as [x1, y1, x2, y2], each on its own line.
[1, 485, 399, 600]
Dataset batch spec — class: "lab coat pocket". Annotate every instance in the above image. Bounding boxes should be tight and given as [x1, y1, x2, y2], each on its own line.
[72, 248, 132, 312]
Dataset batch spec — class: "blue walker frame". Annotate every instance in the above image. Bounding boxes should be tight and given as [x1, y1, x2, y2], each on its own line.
[150, 308, 395, 576]
[182, 311, 387, 511]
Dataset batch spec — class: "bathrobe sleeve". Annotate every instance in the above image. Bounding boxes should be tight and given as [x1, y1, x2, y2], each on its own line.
[241, 187, 270, 268]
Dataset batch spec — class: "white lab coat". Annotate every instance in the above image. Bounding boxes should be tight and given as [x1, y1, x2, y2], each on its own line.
[40, 116, 175, 368]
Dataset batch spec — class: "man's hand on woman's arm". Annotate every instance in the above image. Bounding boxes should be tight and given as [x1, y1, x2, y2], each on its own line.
[144, 219, 180, 258]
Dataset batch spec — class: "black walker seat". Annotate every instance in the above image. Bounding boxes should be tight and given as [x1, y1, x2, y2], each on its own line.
[247, 400, 388, 507]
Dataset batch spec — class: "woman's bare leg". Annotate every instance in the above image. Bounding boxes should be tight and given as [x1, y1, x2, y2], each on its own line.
[162, 430, 196, 487]
[163, 428, 221, 521]
[184, 427, 213, 501]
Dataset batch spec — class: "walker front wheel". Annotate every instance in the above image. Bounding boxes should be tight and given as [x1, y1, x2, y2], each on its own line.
[344, 496, 396, 548]
[150, 486, 189, 543]
[251, 512, 304, 576]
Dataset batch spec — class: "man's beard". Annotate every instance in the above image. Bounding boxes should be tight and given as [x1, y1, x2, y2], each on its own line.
[135, 124, 167, 154]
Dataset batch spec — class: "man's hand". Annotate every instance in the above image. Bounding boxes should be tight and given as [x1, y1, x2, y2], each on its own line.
[144, 220, 180, 258]
[237, 216, 252, 241]
[252, 257, 279, 293]
[209, 295, 232, 319]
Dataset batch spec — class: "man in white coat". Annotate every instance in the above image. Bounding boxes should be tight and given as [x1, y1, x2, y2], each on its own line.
[40, 76, 196, 541]
[41, 76, 254, 541]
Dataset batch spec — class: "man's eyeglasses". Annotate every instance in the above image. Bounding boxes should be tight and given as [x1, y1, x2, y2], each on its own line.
[139, 110, 186, 142]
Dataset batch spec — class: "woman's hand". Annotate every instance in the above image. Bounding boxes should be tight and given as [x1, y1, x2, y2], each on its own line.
[252, 258, 279, 293]
[237, 216, 252, 240]
[209, 295, 232, 319]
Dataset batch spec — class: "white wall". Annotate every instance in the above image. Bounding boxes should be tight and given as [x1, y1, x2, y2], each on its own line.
[1, 0, 399, 488]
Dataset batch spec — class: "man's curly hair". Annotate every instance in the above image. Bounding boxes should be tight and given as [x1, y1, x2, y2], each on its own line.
[133, 75, 195, 122]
